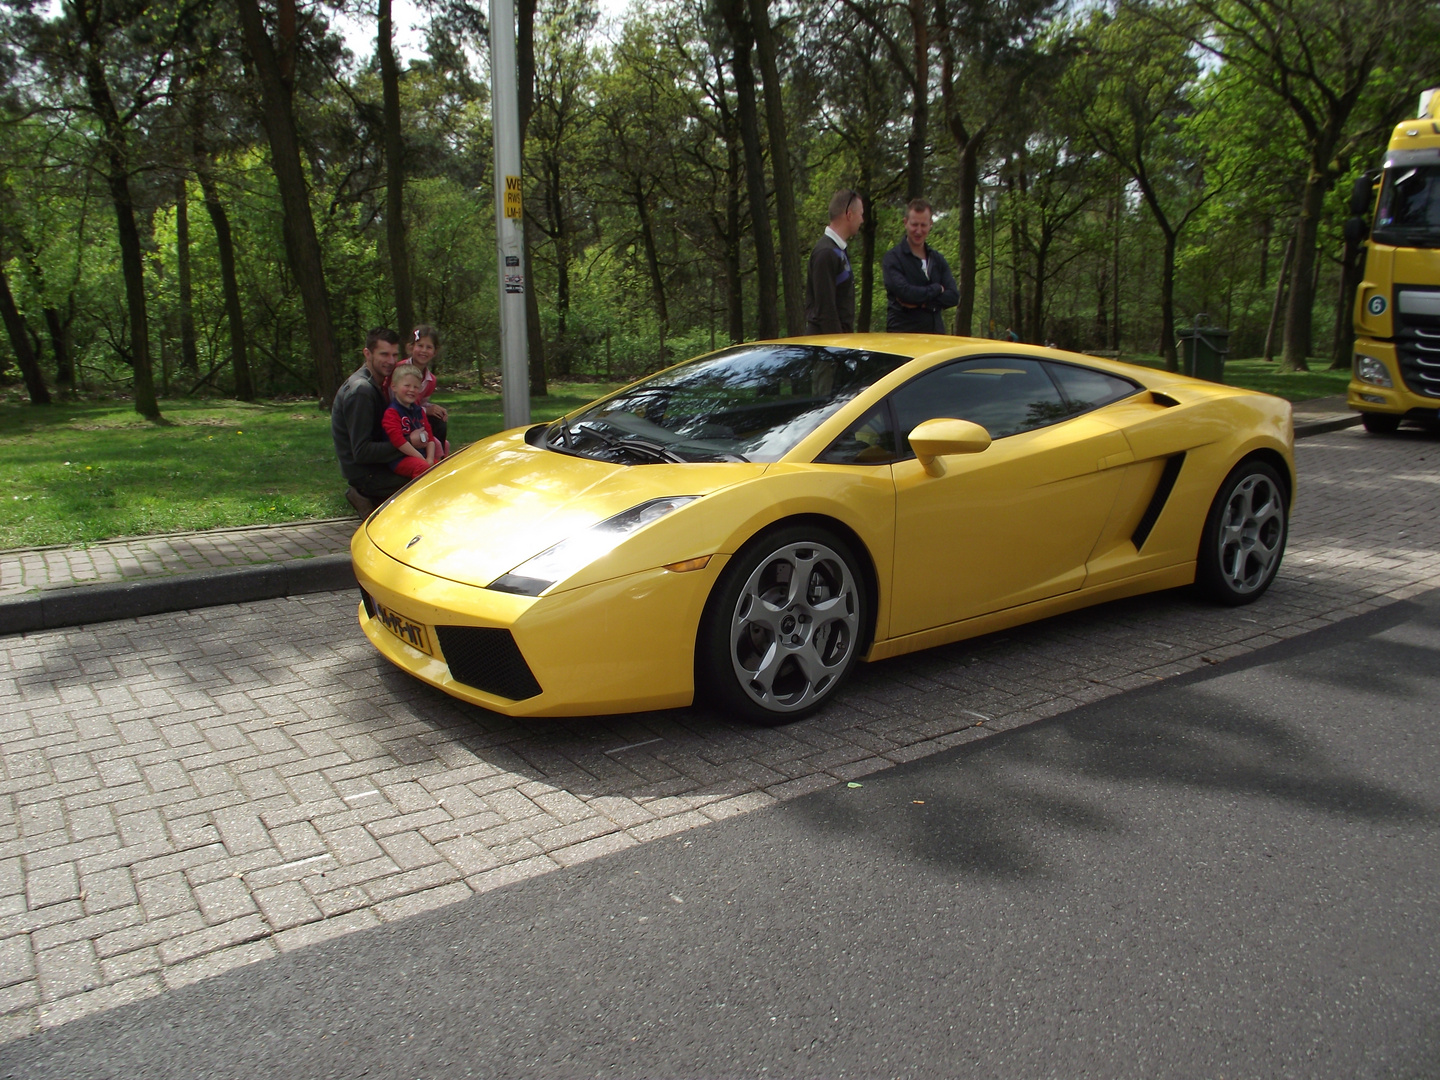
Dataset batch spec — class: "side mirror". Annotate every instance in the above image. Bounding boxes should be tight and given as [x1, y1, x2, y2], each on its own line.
[908, 418, 991, 476]
[1343, 215, 1368, 247]
[1349, 174, 1375, 218]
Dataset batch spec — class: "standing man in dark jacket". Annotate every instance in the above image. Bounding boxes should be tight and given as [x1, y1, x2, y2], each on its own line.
[882, 198, 959, 334]
[805, 188, 865, 334]
[331, 327, 404, 515]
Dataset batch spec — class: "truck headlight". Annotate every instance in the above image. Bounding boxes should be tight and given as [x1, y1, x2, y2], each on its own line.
[1354, 354, 1392, 388]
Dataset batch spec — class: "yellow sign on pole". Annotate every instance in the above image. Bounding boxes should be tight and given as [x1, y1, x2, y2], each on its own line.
[504, 175, 523, 218]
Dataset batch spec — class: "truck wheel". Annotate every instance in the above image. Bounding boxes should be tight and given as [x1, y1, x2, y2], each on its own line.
[1361, 412, 1401, 434]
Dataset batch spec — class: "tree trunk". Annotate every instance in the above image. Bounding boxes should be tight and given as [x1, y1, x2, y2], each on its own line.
[378, 0, 414, 334]
[1111, 187, 1121, 350]
[858, 191, 877, 332]
[80, 33, 159, 419]
[720, 1, 779, 339]
[176, 177, 198, 374]
[904, 0, 928, 201]
[954, 134, 981, 335]
[236, 0, 342, 405]
[634, 184, 669, 361]
[523, 220, 548, 395]
[1331, 228, 1362, 368]
[724, 130, 745, 343]
[0, 266, 50, 404]
[1280, 169, 1326, 372]
[1263, 236, 1295, 363]
[746, 0, 803, 336]
[1159, 228, 1178, 371]
[515, 0, 546, 393]
[196, 159, 255, 400]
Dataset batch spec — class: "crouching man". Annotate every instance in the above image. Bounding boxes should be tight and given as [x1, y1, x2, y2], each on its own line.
[331, 327, 404, 517]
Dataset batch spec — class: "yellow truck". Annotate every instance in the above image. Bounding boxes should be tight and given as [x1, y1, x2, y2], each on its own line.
[1348, 88, 1440, 433]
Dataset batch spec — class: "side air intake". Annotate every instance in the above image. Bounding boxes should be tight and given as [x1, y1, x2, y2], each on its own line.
[1131, 453, 1186, 551]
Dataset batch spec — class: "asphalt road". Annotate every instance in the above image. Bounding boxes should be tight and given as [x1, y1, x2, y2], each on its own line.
[5, 590, 1438, 1079]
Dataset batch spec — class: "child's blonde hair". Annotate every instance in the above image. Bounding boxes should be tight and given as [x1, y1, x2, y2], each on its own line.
[391, 364, 424, 393]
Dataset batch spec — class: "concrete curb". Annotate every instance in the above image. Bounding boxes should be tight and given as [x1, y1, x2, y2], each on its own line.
[0, 554, 355, 635]
[1294, 414, 1363, 439]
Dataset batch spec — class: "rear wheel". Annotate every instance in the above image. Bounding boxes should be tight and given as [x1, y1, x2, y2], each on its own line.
[1196, 460, 1288, 606]
[1361, 412, 1402, 434]
[697, 526, 866, 723]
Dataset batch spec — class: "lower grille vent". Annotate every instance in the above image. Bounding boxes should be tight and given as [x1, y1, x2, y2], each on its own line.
[434, 626, 543, 701]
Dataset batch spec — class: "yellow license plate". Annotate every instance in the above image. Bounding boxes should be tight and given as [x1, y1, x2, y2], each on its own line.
[375, 602, 434, 656]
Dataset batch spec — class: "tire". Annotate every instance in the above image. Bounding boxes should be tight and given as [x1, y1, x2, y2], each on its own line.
[697, 525, 867, 723]
[1195, 460, 1288, 606]
[1361, 412, 1402, 434]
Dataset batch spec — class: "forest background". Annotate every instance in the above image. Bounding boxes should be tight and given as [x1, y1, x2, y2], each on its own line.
[0, 0, 1436, 426]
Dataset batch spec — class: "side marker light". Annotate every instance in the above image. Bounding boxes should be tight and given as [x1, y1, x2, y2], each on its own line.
[663, 555, 713, 573]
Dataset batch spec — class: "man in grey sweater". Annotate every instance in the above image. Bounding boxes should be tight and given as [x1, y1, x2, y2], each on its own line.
[331, 327, 404, 515]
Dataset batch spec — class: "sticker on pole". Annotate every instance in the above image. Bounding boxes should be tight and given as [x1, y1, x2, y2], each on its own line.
[504, 175, 523, 218]
[1367, 294, 1387, 316]
[504, 273, 524, 295]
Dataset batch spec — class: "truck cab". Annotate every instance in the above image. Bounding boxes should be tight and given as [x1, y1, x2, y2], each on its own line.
[1348, 89, 1440, 433]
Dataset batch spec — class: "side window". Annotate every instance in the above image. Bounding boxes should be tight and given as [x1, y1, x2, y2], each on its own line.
[816, 402, 900, 464]
[1045, 362, 1139, 416]
[891, 357, 1067, 446]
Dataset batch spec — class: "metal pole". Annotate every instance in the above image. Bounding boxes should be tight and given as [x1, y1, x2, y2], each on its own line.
[491, 0, 529, 429]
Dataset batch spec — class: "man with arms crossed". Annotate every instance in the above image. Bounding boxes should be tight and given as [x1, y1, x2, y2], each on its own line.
[332, 327, 404, 516]
[882, 198, 959, 333]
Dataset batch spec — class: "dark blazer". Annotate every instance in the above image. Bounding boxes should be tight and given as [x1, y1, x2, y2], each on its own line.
[882, 239, 959, 333]
[804, 234, 855, 334]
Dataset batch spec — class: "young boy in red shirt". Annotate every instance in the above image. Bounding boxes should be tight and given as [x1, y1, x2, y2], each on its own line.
[382, 365, 441, 478]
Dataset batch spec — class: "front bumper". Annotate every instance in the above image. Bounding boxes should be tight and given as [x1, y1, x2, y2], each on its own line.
[1348, 341, 1440, 419]
[352, 531, 729, 717]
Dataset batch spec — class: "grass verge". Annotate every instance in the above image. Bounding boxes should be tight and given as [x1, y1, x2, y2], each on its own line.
[0, 382, 619, 549]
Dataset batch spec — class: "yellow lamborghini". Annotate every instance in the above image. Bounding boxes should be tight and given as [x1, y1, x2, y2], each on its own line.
[352, 335, 1294, 721]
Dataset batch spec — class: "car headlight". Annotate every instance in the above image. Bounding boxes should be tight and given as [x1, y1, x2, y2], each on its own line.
[488, 497, 698, 596]
[1354, 354, 1393, 387]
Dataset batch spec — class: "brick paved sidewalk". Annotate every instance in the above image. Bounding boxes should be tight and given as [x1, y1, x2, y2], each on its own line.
[0, 423, 1435, 1043]
[0, 519, 356, 599]
[0, 395, 1358, 603]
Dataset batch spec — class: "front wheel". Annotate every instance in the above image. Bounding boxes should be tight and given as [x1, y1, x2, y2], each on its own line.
[1195, 460, 1288, 606]
[697, 526, 867, 723]
[1361, 412, 1402, 434]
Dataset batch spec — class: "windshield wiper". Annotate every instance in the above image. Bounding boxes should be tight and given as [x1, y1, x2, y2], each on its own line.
[568, 422, 685, 464]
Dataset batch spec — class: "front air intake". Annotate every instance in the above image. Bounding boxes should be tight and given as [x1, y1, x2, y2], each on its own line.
[434, 626, 543, 701]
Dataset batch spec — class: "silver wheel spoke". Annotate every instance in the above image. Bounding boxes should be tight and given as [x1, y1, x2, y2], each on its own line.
[729, 540, 860, 714]
[1215, 475, 1285, 594]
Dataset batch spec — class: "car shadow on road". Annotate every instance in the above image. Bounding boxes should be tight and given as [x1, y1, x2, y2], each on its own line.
[783, 594, 1439, 883]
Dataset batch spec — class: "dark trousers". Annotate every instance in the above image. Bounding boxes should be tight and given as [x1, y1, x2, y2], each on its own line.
[351, 469, 409, 504]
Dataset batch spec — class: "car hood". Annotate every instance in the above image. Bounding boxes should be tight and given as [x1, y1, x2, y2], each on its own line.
[365, 429, 767, 589]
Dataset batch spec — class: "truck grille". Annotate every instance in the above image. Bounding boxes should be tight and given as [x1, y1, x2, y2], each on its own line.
[434, 626, 542, 701]
[1395, 287, 1440, 398]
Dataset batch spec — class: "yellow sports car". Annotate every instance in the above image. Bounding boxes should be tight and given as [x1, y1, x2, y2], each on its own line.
[352, 335, 1294, 721]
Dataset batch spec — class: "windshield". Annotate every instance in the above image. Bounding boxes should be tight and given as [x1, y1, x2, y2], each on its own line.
[548, 344, 913, 464]
[1373, 164, 1440, 247]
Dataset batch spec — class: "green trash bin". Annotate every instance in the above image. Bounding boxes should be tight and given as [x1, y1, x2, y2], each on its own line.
[1177, 317, 1230, 382]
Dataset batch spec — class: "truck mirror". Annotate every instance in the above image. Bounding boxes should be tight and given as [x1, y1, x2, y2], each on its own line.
[1349, 174, 1374, 218]
[1343, 216, 1368, 247]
